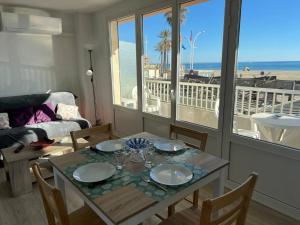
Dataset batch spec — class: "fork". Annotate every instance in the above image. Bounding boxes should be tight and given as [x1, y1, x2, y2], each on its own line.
[142, 176, 167, 192]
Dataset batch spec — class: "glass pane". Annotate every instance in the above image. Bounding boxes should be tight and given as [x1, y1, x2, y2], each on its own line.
[142, 8, 172, 117]
[111, 16, 137, 109]
[233, 0, 300, 149]
[176, 0, 225, 128]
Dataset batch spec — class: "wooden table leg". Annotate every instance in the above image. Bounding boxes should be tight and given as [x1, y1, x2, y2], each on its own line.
[212, 168, 226, 198]
[212, 167, 226, 218]
[8, 159, 32, 196]
[192, 189, 199, 208]
[168, 204, 176, 217]
[53, 167, 66, 202]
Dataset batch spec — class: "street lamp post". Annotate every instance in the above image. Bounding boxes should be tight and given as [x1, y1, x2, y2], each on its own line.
[189, 30, 205, 70]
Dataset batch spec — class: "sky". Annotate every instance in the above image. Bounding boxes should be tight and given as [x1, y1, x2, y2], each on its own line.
[118, 0, 300, 63]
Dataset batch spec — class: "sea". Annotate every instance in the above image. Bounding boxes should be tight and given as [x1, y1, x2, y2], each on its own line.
[118, 41, 300, 98]
[182, 61, 300, 71]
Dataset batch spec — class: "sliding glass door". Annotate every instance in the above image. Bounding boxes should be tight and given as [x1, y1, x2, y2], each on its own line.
[142, 7, 172, 118]
[176, 0, 226, 129]
[232, 0, 300, 150]
[110, 16, 137, 109]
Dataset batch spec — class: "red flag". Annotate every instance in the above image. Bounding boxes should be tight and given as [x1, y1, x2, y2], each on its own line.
[190, 30, 193, 43]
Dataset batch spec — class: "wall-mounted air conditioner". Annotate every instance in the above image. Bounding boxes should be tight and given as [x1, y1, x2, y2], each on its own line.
[0, 11, 62, 35]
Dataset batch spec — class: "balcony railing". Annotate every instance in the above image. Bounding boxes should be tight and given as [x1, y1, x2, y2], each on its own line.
[145, 79, 300, 117]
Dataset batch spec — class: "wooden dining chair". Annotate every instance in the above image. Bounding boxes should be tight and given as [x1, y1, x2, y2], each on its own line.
[159, 173, 258, 225]
[168, 124, 208, 216]
[70, 123, 116, 151]
[169, 124, 208, 151]
[32, 163, 106, 225]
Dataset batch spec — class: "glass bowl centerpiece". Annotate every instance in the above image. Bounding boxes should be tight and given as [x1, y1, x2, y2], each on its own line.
[126, 138, 150, 162]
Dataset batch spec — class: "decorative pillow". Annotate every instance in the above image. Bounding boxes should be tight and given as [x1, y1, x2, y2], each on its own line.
[0, 113, 11, 129]
[35, 102, 57, 123]
[56, 103, 79, 120]
[9, 107, 35, 127]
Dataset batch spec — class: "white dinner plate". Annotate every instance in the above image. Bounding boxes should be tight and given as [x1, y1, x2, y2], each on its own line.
[73, 162, 116, 183]
[96, 140, 123, 152]
[154, 140, 187, 152]
[150, 164, 193, 186]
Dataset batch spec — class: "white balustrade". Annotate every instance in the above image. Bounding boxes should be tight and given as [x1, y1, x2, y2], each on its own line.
[144, 79, 300, 117]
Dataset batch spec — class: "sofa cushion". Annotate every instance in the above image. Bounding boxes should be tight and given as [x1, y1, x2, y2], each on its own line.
[25, 120, 89, 139]
[35, 102, 56, 123]
[0, 113, 10, 129]
[56, 103, 79, 120]
[9, 106, 36, 127]
[0, 119, 90, 149]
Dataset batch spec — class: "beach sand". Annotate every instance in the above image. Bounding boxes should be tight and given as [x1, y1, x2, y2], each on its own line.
[237, 70, 300, 81]
[190, 70, 300, 81]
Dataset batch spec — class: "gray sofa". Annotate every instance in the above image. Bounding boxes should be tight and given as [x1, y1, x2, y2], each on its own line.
[0, 92, 90, 149]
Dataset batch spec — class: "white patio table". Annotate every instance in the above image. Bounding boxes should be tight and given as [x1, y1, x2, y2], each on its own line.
[251, 113, 300, 142]
[49, 132, 229, 225]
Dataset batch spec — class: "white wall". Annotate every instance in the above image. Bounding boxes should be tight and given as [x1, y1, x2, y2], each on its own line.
[228, 140, 300, 219]
[0, 11, 82, 110]
[74, 13, 96, 123]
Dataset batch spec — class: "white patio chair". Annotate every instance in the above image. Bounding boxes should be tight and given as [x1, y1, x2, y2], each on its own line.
[132, 86, 161, 113]
[215, 99, 260, 139]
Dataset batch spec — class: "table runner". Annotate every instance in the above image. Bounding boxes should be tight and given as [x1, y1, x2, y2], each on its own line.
[63, 145, 208, 201]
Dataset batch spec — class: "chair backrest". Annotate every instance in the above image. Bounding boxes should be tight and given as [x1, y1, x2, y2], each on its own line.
[32, 163, 70, 225]
[169, 124, 208, 151]
[70, 123, 113, 151]
[200, 173, 258, 225]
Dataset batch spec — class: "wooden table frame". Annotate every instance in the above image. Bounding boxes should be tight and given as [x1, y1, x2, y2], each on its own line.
[53, 163, 227, 225]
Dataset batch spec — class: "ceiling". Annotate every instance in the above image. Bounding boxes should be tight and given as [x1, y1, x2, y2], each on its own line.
[0, 0, 123, 12]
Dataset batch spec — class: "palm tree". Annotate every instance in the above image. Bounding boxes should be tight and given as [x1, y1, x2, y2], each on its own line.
[155, 30, 171, 76]
[155, 42, 164, 75]
[164, 8, 188, 74]
[154, 8, 187, 77]
[164, 7, 188, 26]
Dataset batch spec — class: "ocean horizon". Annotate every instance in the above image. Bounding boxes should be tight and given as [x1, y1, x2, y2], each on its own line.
[118, 41, 300, 99]
[182, 61, 300, 71]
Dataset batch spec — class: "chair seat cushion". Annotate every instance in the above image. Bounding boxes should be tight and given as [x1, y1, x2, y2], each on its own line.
[159, 208, 201, 225]
[69, 206, 106, 225]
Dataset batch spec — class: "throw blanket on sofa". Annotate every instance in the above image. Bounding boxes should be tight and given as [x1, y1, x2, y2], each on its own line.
[0, 92, 90, 149]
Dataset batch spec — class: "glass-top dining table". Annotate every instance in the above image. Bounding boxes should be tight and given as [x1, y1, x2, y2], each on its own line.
[49, 132, 229, 225]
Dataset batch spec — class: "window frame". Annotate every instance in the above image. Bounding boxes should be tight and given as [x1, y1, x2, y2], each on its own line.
[140, 6, 174, 119]
[109, 14, 139, 110]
